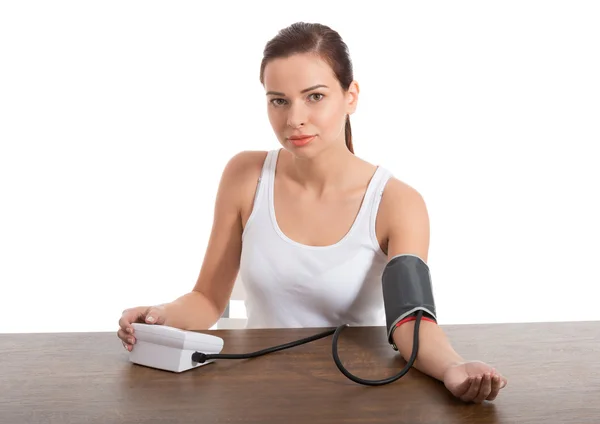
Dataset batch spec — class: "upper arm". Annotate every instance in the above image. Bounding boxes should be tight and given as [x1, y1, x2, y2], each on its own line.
[192, 150, 266, 314]
[381, 178, 431, 263]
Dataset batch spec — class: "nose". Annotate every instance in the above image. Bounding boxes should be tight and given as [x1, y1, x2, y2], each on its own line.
[286, 102, 307, 128]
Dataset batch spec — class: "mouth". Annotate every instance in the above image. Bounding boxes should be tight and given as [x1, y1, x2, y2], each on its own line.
[287, 135, 316, 147]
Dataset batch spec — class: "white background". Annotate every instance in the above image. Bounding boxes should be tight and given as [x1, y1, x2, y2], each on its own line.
[1, 1, 598, 333]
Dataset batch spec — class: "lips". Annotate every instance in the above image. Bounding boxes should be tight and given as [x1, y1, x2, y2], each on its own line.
[288, 135, 316, 147]
[288, 135, 314, 140]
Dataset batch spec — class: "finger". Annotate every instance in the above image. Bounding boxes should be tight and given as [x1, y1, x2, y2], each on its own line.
[118, 333, 131, 351]
[119, 308, 146, 332]
[486, 374, 503, 401]
[117, 328, 128, 342]
[474, 373, 493, 403]
[460, 375, 482, 403]
[118, 314, 138, 333]
[144, 307, 166, 325]
[492, 368, 507, 389]
[117, 329, 136, 346]
[453, 377, 473, 397]
[118, 315, 131, 332]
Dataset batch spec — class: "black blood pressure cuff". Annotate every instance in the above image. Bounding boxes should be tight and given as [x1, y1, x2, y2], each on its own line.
[382, 254, 437, 348]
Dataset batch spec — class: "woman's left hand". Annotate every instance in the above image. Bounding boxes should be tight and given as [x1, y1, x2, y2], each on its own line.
[443, 360, 508, 403]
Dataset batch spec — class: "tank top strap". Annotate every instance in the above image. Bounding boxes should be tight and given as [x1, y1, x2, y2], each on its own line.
[254, 149, 277, 202]
[242, 149, 280, 241]
[357, 166, 393, 217]
[265, 149, 280, 174]
[366, 166, 394, 255]
[373, 167, 394, 198]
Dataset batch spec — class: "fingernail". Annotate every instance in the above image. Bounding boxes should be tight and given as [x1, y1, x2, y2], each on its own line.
[127, 328, 132, 334]
[128, 338, 134, 344]
[146, 316, 155, 323]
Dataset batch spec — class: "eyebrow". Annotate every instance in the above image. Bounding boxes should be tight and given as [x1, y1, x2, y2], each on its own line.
[266, 84, 329, 96]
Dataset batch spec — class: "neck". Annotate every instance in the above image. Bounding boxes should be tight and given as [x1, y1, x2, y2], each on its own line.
[285, 144, 357, 195]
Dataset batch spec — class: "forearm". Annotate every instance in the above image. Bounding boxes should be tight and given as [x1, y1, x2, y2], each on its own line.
[163, 290, 222, 330]
[392, 320, 464, 382]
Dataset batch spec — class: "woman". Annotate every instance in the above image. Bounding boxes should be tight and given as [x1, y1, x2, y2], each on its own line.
[117, 22, 507, 403]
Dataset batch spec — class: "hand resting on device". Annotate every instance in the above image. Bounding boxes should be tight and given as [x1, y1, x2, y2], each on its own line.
[117, 305, 168, 352]
[118, 291, 222, 352]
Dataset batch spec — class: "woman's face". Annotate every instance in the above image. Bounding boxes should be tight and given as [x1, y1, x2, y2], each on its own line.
[262, 53, 358, 156]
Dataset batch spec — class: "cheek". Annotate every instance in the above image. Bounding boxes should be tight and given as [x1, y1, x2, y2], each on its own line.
[312, 103, 345, 131]
[267, 110, 284, 130]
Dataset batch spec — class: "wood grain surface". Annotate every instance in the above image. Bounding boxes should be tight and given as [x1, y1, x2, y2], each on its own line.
[1, 321, 599, 423]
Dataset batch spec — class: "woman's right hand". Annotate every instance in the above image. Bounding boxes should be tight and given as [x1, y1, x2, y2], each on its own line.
[117, 304, 168, 351]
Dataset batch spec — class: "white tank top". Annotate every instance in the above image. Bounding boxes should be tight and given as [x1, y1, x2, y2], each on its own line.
[239, 149, 393, 329]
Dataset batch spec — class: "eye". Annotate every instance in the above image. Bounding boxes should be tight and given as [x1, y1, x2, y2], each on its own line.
[270, 98, 287, 107]
[309, 93, 324, 102]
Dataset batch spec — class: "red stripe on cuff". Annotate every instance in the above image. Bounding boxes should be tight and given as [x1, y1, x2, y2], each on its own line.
[395, 316, 436, 328]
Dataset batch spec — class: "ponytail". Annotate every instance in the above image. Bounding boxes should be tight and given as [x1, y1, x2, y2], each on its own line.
[345, 115, 354, 154]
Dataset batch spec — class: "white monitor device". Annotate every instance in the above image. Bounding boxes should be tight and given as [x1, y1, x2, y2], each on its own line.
[128, 323, 224, 372]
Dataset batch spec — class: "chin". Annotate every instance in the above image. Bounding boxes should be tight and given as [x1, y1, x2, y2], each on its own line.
[292, 145, 324, 159]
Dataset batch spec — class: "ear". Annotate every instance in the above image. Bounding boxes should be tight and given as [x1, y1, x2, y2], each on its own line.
[346, 80, 360, 115]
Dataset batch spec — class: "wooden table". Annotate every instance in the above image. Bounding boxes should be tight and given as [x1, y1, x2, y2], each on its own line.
[1, 321, 599, 423]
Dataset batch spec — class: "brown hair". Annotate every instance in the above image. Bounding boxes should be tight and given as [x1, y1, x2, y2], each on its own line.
[259, 22, 355, 154]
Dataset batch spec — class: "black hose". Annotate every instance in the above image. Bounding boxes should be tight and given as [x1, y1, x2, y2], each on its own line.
[191, 310, 423, 386]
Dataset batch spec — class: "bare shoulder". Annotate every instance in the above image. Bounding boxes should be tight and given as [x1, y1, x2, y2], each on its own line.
[218, 150, 269, 225]
[378, 176, 431, 261]
[221, 150, 268, 181]
[219, 150, 268, 194]
[380, 177, 427, 210]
